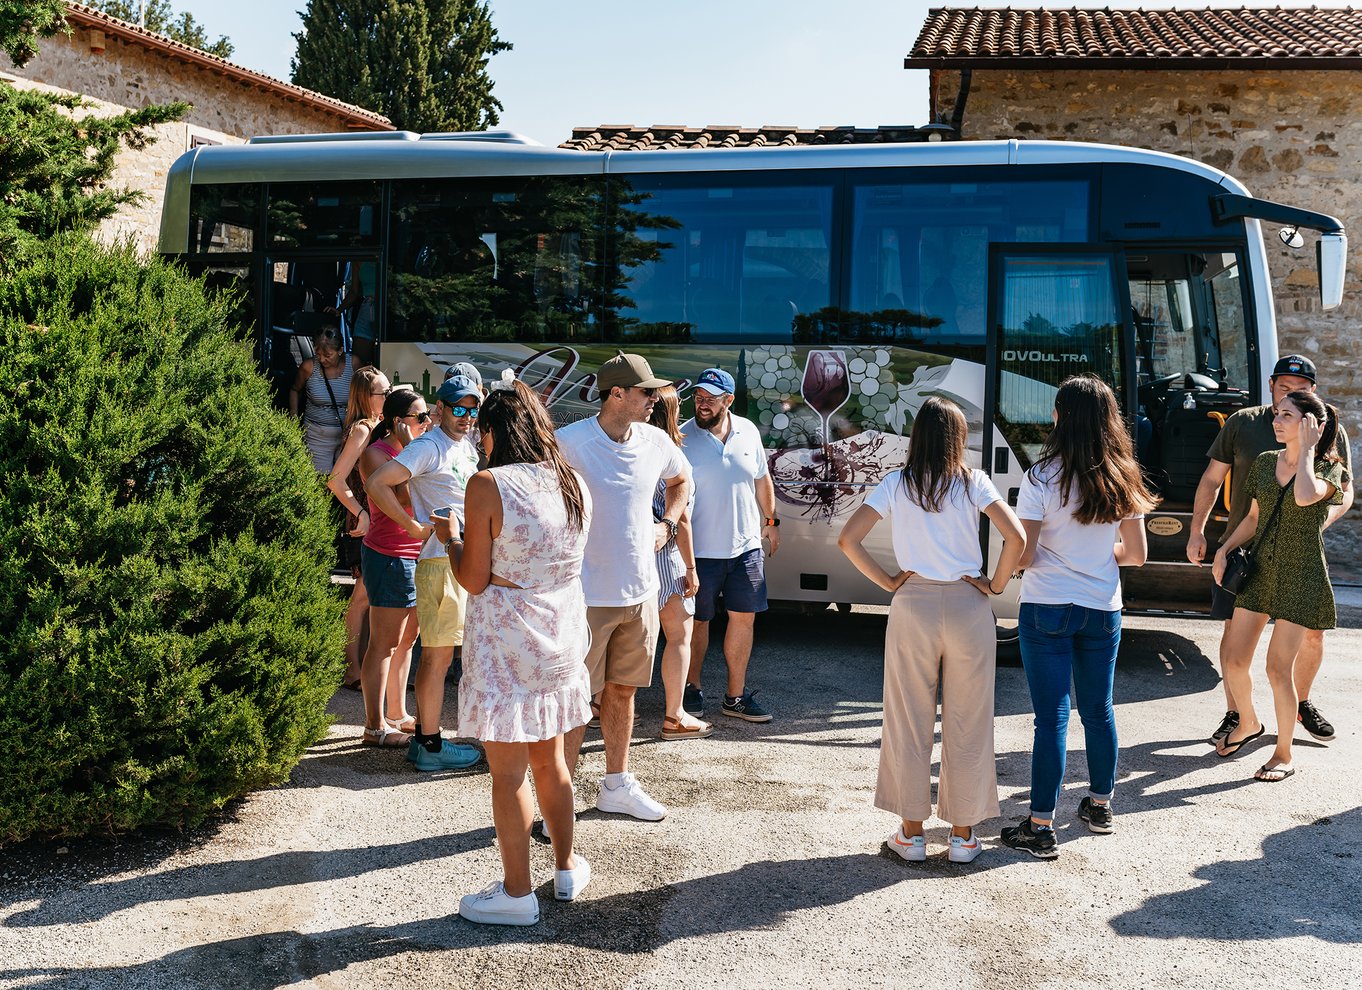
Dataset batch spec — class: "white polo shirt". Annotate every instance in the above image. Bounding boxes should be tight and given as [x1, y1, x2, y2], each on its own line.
[557, 416, 689, 607]
[680, 413, 769, 560]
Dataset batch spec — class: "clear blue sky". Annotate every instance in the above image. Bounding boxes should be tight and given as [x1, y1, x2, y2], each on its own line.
[177, 1, 1352, 145]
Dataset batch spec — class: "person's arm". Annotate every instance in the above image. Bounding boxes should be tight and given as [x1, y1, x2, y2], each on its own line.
[1293, 414, 1334, 506]
[1017, 519, 1042, 571]
[450, 471, 498, 596]
[1187, 458, 1231, 564]
[366, 458, 429, 542]
[289, 359, 313, 418]
[656, 469, 691, 553]
[1113, 517, 1149, 568]
[837, 505, 908, 593]
[1324, 479, 1354, 530]
[677, 507, 698, 597]
[756, 472, 779, 557]
[327, 422, 372, 536]
[979, 500, 1026, 594]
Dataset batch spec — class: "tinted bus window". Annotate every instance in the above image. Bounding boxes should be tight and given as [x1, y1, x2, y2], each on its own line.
[611, 176, 835, 343]
[388, 176, 602, 343]
[848, 179, 1088, 351]
[188, 183, 259, 254]
[268, 181, 382, 249]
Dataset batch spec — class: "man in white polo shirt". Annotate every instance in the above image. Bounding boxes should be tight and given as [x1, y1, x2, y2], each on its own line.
[557, 351, 691, 821]
[680, 367, 780, 723]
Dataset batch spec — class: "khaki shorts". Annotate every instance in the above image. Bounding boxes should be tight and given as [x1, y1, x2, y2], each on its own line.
[414, 557, 467, 648]
[584, 601, 659, 694]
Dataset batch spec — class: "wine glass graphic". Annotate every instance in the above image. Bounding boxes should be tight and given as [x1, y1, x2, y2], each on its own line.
[801, 350, 850, 478]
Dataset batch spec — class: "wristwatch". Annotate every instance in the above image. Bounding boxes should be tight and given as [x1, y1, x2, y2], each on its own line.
[662, 517, 679, 542]
[764, 517, 780, 527]
[444, 537, 463, 556]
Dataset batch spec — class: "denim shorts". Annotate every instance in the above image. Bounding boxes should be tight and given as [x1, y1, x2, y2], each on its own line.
[694, 548, 768, 621]
[361, 544, 418, 609]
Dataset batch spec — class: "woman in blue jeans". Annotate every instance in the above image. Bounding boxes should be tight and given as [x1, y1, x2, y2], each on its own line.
[1001, 375, 1158, 859]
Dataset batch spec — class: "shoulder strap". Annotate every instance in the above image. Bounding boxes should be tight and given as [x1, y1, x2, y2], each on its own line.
[319, 358, 344, 425]
[1249, 483, 1289, 554]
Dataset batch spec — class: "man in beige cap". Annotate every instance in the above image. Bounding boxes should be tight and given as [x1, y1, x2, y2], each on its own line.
[556, 351, 691, 821]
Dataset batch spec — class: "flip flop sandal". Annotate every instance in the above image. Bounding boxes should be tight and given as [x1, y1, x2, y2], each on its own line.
[1254, 763, 1295, 782]
[341, 678, 362, 692]
[1216, 724, 1265, 758]
[361, 726, 412, 748]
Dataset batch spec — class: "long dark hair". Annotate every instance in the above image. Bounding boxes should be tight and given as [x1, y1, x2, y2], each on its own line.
[900, 395, 970, 512]
[1032, 374, 1158, 524]
[369, 387, 422, 445]
[480, 380, 587, 531]
[1283, 390, 1344, 468]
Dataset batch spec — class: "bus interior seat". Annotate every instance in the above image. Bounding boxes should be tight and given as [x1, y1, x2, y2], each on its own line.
[1157, 381, 1248, 503]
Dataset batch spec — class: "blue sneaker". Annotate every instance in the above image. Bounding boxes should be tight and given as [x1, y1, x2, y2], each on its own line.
[683, 683, 704, 717]
[413, 739, 482, 771]
[721, 690, 772, 723]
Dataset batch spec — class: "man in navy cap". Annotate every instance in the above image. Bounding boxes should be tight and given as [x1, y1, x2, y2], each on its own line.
[368, 374, 484, 771]
[1188, 353, 1353, 744]
[680, 367, 780, 724]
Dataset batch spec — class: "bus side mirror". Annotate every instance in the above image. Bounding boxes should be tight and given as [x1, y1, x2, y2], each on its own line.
[1318, 232, 1347, 310]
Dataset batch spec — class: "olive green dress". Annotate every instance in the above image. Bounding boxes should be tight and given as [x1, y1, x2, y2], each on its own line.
[1235, 451, 1348, 630]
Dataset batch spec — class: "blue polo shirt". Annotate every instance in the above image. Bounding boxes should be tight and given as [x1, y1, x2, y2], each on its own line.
[680, 413, 769, 560]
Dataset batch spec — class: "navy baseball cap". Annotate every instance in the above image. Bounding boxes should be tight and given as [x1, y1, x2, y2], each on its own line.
[695, 367, 735, 396]
[436, 374, 481, 405]
[1271, 354, 1316, 383]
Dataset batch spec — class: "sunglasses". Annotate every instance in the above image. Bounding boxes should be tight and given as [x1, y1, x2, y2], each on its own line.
[630, 387, 659, 398]
[447, 405, 480, 419]
[400, 411, 432, 425]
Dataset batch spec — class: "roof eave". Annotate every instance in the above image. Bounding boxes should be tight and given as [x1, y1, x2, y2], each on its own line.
[905, 56, 1362, 71]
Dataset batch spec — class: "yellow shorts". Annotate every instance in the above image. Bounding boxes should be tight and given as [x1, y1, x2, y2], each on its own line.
[414, 557, 467, 648]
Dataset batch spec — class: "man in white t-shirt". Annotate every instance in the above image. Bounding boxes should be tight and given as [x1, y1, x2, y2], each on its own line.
[557, 351, 691, 821]
[679, 368, 780, 723]
[367, 374, 482, 772]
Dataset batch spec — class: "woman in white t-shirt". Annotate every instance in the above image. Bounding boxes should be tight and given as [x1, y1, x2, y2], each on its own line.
[839, 396, 1024, 864]
[1000, 375, 1157, 860]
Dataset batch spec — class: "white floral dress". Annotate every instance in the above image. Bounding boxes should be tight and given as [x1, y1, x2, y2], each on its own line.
[457, 462, 593, 743]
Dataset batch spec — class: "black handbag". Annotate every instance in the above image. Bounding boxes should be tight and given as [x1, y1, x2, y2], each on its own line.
[1218, 485, 1288, 596]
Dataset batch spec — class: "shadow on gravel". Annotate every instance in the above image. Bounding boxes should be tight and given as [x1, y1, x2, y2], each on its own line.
[0, 851, 917, 989]
[2, 829, 494, 930]
[1109, 806, 1362, 943]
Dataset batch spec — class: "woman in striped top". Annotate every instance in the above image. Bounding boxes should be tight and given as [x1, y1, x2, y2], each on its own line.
[289, 326, 354, 474]
[649, 386, 711, 740]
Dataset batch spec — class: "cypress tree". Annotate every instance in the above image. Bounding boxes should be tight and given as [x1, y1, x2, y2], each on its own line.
[290, 0, 511, 133]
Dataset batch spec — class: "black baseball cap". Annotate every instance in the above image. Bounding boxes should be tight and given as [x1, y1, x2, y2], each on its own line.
[1271, 354, 1316, 383]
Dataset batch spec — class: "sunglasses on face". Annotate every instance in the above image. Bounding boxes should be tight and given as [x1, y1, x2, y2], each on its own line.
[630, 387, 659, 398]
[447, 405, 480, 419]
[400, 411, 432, 425]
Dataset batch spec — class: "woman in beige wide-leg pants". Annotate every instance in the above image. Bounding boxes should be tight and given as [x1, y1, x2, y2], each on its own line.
[876, 577, 999, 827]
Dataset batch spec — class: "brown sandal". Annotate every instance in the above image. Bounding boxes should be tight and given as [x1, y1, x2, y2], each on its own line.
[661, 715, 714, 740]
[361, 726, 412, 747]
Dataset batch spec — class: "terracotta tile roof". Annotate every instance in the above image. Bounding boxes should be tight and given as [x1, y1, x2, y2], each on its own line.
[63, 3, 392, 129]
[908, 7, 1362, 68]
[560, 124, 938, 151]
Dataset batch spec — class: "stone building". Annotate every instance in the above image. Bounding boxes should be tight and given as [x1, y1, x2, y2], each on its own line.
[2, 2, 391, 250]
[907, 5, 1362, 554]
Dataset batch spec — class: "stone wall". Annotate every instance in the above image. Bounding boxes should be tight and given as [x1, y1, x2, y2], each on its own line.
[934, 67, 1362, 560]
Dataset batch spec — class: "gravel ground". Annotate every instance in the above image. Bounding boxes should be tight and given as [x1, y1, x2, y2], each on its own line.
[3, 596, 1360, 990]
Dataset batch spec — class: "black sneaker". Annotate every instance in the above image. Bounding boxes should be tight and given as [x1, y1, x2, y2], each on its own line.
[1210, 710, 1240, 744]
[683, 683, 704, 717]
[1000, 817, 1058, 859]
[1078, 797, 1115, 834]
[721, 690, 772, 723]
[1298, 700, 1335, 741]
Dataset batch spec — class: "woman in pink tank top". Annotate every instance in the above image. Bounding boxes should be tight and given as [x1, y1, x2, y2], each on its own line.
[357, 387, 430, 747]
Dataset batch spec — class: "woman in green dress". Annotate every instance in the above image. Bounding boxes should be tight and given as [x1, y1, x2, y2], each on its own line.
[1212, 390, 1348, 781]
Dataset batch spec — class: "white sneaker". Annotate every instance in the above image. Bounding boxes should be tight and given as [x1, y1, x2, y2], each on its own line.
[595, 773, 667, 821]
[554, 855, 592, 901]
[948, 829, 983, 863]
[458, 882, 540, 926]
[888, 828, 926, 862]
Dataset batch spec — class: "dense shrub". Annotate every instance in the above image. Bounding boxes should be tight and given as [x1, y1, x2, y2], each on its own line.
[0, 236, 345, 844]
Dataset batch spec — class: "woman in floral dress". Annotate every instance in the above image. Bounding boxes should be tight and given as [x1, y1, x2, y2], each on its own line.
[445, 377, 594, 926]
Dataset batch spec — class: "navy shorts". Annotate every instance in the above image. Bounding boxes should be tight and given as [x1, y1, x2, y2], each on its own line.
[694, 548, 768, 621]
[361, 544, 418, 609]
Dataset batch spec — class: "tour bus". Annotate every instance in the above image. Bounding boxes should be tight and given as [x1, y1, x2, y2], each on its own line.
[158, 133, 1346, 622]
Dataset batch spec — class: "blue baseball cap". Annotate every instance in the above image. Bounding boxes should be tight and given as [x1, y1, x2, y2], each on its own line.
[436, 374, 481, 405]
[695, 367, 735, 396]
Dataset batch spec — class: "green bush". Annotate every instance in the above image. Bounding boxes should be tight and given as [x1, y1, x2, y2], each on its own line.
[0, 235, 345, 844]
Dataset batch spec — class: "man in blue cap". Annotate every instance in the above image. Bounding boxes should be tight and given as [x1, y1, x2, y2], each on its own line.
[1187, 353, 1353, 745]
[680, 367, 780, 723]
[367, 374, 484, 770]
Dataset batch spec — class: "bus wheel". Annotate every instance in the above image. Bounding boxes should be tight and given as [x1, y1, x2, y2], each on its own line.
[996, 623, 1022, 667]
[835, 602, 853, 615]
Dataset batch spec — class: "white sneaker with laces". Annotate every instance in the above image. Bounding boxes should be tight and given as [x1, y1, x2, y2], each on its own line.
[948, 830, 983, 863]
[888, 828, 926, 862]
[554, 855, 592, 901]
[595, 772, 667, 821]
[458, 881, 540, 926]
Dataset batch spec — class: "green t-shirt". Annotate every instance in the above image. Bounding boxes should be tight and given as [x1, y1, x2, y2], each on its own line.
[1207, 404, 1353, 541]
